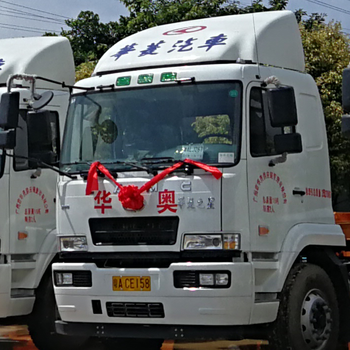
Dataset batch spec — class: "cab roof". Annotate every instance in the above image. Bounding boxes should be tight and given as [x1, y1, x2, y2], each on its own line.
[94, 10, 305, 76]
[0, 36, 75, 90]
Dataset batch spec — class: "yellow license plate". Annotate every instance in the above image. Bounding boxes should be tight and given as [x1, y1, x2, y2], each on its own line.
[112, 276, 151, 291]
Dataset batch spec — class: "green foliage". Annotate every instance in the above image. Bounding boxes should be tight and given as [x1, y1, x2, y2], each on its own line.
[120, 0, 288, 33]
[51, 11, 125, 66]
[192, 115, 232, 144]
[75, 61, 97, 82]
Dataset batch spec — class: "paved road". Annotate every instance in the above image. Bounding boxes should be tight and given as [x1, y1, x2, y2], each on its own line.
[0, 325, 269, 350]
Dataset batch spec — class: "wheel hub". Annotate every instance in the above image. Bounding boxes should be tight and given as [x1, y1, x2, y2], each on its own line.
[300, 289, 332, 349]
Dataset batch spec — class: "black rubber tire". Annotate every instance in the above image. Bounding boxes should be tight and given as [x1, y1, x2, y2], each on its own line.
[269, 263, 340, 350]
[28, 271, 88, 350]
[102, 338, 164, 350]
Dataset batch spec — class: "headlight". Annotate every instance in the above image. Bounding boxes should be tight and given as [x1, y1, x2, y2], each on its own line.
[59, 236, 88, 252]
[183, 233, 240, 250]
[55, 272, 73, 286]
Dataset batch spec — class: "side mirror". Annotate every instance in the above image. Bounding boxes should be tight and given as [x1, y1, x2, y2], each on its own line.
[343, 68, 350, 113]
[0, 130, 16, 149]
[0, 92, 20, 150]
[266, 86, 298, 127]
[274, 133, 302, 154]
[0, 92, 20, 129]
[27, 110, 56, 165]
[342, 115, 350, 139]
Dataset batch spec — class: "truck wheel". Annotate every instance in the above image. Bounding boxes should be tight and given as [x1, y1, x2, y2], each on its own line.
[269, 264, 340, 350]
[102, 338, 164, 350]
[28, 271, 88, 350]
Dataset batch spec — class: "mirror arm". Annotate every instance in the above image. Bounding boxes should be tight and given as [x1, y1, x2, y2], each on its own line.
[269, 152, 287, 167]
[7, 74, 36, 100]
[4, 151, 77, 179]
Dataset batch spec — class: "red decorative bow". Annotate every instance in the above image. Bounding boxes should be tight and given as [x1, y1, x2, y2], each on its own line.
[86, 159, 222, 211]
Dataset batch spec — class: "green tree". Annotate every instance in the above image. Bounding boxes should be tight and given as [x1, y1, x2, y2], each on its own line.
[120, 0, 287, 34]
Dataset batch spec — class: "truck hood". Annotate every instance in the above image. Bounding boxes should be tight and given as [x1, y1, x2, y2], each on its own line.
[58, 173, 221, 252]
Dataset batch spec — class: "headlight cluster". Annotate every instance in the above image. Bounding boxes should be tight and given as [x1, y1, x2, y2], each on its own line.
[174, 270, 231, 288]
[183, 234, 240, 250]
[200, 273, 230, 287]
[54, 271, 92, 287]
[55, 272, 73, 286]
[59, 236, 88, 252]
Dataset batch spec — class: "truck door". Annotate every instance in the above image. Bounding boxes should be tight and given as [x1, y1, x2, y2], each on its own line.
[9, 109, 58, 256]
[247, 83, 306, 252]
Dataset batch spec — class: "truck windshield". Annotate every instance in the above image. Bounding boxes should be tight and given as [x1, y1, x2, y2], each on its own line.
[60, 81, 242, 173]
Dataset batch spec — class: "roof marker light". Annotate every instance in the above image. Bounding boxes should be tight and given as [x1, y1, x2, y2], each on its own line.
[138, 74, 154, 84]
[161, 72, 177, 82]
[116, 76, 131, 86]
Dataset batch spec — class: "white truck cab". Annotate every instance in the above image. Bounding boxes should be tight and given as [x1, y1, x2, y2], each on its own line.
[0, 37, 79, 350]
[53, 11, 350, 350]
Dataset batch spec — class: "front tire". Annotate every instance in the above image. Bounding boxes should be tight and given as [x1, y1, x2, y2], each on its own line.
[269, 263, 340, 350]
[28, 271, 88, 350]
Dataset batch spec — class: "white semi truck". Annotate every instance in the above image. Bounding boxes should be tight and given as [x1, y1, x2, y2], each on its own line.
[50, 10, 350, 350]
[0, 37, 83, 350]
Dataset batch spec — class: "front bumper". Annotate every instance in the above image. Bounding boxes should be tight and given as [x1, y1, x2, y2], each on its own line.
[55, 320, 269, 340]
[53, 261, 278, 329]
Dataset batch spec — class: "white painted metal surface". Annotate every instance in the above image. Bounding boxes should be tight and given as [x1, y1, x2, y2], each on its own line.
[0, 37, 75, 89]
[94, 10, 304, 75]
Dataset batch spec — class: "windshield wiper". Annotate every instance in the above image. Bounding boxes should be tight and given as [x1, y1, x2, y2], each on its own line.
[140, 157, 176, 165]
[114, 160, 157, 175]
[62, 160, 157, 176]
[140, 157, 196, 175]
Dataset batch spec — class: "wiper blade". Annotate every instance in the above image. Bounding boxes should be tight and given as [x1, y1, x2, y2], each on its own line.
[61, 161, 91, 166]
[140, 157, 176, 165]
[114, 160, 157, 175]
[62, 160, 157, 176]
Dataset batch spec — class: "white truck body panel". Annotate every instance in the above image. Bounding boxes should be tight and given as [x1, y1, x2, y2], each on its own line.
[0, 37, 74, 317]
[0, 36, 75, 89]
[94, 11, 304, 75]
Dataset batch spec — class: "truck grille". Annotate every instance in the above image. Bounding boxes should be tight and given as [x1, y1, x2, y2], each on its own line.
[106, 302, 164, 318]
[73, 271, 92, 287]
[89, 217, 179, 246]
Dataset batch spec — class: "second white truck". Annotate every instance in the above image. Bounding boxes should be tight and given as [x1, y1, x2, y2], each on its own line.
[0, 36, 85, 350]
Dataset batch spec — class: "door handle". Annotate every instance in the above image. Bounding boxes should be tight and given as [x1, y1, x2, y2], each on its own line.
[293, 188, 306, 196]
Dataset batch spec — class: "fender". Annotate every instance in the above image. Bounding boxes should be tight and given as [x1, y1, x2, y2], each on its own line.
[254, 223, 346, 293]
[32, 228, 58, 289]
[276, 223, 346, 291]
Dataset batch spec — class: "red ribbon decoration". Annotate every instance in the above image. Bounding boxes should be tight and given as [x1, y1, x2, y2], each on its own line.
[86, 159, 222, 211]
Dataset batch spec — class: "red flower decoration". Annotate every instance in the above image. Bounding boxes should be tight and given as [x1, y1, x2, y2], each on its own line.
[86, 159, 222, 211]
[118, 185, 144, 211]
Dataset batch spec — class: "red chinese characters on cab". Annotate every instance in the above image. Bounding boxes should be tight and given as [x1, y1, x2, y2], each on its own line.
[94, 190, 112, 214]
[157, 190, 177, 214]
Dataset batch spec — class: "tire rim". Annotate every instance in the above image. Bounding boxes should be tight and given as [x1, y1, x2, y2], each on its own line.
[300, 289, 332, 349]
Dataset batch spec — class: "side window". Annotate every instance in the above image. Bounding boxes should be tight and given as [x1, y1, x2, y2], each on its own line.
[250, 87, 283, 157]
[14, 110, 60, 171]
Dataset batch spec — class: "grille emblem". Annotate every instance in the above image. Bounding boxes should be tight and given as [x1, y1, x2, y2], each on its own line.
[180, 181, 192, 192]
